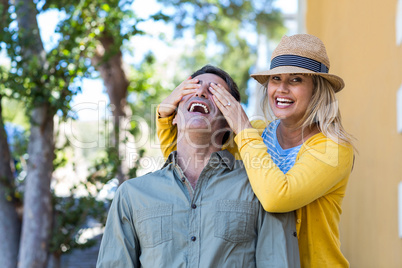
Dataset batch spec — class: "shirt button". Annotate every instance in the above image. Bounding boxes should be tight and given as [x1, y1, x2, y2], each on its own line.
[191, 236, 196, 241]
[191, 204, 197, 209]
[297, 219, 301, 223]
[181, 178, 185, 183]
[293, 232, 297, 237]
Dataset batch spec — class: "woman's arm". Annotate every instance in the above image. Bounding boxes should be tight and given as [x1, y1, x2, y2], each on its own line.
[156, 106, 178, 159]
[235, 128, 354, 213]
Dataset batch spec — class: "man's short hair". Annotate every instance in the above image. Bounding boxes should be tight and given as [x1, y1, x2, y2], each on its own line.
[191, 65, 241, 102]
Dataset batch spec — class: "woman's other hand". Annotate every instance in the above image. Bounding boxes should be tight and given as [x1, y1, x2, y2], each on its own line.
[158, 77, 200, 118]
[209, 83, 252, 134]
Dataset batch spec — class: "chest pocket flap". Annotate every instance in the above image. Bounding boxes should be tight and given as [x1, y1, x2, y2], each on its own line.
[135, 204, 173, 248]
[215, 200, 257, 243]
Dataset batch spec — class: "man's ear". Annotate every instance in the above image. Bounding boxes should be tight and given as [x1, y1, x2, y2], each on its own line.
[172, 114, 177, 126]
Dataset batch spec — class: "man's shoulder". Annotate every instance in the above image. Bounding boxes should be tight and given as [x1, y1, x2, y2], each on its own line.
[122, 168, 172, 189]
[115, 168, 174, 205]
[231, 159, 248, 173]
[213, 159, 258, 198]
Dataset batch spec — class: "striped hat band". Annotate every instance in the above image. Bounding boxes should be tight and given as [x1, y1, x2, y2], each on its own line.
[270, 54, 329, 73]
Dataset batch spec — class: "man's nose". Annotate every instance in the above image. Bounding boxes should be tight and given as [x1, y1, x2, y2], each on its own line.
[194, 83, 210, 98]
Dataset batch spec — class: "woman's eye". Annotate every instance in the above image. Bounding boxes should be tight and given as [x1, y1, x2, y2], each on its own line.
[291, 77, 302, 82]
[271, 76, 280, 81]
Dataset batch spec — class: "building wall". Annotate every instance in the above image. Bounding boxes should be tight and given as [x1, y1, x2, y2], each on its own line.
[305, 0, 402, 267]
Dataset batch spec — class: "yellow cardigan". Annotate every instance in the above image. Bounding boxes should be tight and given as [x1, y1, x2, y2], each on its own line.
[157, 112, 353, 268]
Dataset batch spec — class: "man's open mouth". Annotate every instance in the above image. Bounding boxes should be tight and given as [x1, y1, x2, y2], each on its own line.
[188, 103, 209, 114]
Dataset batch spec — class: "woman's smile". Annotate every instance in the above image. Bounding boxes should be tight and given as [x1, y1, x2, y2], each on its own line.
[275, 97, 295, 108]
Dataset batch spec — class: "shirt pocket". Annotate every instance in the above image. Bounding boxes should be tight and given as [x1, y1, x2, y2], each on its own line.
[214, 200, 257, 243]
[135, 204, 173, 248]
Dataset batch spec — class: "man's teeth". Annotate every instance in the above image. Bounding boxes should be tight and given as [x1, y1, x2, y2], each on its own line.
[189, 103, 209, 113]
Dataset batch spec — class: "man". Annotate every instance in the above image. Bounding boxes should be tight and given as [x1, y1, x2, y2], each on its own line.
[96, 65, 300, 267]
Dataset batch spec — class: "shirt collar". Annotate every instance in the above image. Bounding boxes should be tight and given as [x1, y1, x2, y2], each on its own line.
[162, 151, 178, 169]
[162, 150, 235, 170]
[214, 150, 235, 170]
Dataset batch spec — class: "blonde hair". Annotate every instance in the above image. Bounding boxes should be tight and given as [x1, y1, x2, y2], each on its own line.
[260, 75, 355, 148]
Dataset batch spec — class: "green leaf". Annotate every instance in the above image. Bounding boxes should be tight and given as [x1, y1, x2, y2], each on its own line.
[101, 4, 111, 12]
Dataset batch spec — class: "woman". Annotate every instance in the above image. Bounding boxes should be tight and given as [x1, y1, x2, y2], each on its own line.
[157, 34, 354, 267]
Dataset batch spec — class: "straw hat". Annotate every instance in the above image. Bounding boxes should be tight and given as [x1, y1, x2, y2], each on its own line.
[250, 34, 345, 92]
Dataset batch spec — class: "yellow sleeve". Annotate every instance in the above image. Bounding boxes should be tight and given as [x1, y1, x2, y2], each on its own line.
[156, 105, 177, 159]
[234, 128, 354, 213]
[221, 120, 267, 160]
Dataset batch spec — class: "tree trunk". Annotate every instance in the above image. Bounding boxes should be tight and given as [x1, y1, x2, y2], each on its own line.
[92, 36, 133, 184]
[18, 105, 54, 268]
[14, 0, 54, 267]
[0, 95, 21, 268]
[46, 252, 61, 268]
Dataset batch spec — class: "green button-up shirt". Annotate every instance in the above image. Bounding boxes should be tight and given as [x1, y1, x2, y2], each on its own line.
[96, 150, 300, 268]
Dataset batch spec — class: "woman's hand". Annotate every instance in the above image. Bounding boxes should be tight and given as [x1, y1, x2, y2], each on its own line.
[209, 83, 253, 134]
[158, 77, 200, 118]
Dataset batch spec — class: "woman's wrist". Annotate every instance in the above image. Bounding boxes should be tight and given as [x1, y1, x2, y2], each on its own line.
[158, 104, 176, 118]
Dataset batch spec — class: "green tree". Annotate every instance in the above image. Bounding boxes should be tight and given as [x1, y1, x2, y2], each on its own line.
[0, 0, 168, 266]
[43, 0, 152, 184]
[0, 0, 93, 266]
